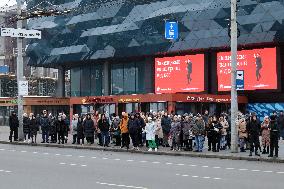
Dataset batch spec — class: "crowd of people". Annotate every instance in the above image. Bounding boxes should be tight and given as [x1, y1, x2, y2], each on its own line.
[8, 109, 284, 157]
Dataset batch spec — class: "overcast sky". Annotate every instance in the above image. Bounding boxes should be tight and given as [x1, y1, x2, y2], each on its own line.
[0, 0, 16, 8]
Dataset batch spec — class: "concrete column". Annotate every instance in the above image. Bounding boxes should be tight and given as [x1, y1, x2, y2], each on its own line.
[56, 67, 65, 97]
[103, 62, 109, 96]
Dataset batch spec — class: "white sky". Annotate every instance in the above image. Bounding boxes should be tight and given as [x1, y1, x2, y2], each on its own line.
[0, 0, 17, 8]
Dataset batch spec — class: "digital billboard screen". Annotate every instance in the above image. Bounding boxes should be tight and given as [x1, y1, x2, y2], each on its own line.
[217, 47, 277, 91]
[155, 54, 204, 94]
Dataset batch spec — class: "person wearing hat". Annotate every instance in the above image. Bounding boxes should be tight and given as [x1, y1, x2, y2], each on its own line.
[277, 110, 284, 140]
[268, 115, 280, 157]
[145, 117, 157, 152]
[9, 111, 19, 142]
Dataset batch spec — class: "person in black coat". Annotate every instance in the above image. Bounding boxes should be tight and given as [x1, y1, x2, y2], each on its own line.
[56, 116, 67, 144]
[161, 113, 171, 147]
[77, 117, 84, 145]
[23, 113, 30, 142]
[206, 116, 215, 151]
[40, 113, 50, 143]
[9, 112, 19, 142]
[268, 115, 280, 157]
[136, 113, 146, 147]
[247, 115, 261, 156]
[128, 113, 140, 150]
[83, 114, 95, 144]
[98, 114, 110, 147]
[29, 114, 38, 143]
[49, 116, 57, 143]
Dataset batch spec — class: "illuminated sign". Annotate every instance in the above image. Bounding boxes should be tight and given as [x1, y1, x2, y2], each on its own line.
[155, 54, 205, 94]
[217, 48, 277, 91]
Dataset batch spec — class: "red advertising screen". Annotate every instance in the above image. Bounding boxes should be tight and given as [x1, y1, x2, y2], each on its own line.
[217, 47, 277, 91]
[155, 54, 204, 94]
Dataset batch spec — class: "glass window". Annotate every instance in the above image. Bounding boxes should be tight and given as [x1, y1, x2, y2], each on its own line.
[81, 66, 91, 96]
[123, 62, 136, 94]
[111, 63, 124, 95]
[91, 63, 103, 96]
[70, 67, 81, 96]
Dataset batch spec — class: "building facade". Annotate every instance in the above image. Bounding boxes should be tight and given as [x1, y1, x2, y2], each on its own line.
[26, 0, 284, 118]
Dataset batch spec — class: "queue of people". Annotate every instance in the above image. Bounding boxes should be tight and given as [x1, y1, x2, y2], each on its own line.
[8, 109, 284, 157]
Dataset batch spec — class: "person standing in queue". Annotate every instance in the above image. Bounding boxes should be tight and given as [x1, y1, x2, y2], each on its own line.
[9, 111, 19, 142]
[136, 112, 146, 147]
[23, 113, 30, 143]
[77, 116, 84, 145]
[98, 114, 111, 147]
[128, 113, 140, 150]
[71, 114, 79, 144]
[261, 116, 270, 154]
[83, 114, 95, 145]
[29, 114, 38, 144]
[56, 115, 67, 144]
[120, 112, 130, 150]
[161, 113, 171, 147]
[111, 115, 121, 146]
[268, 115, 280, 157]
[247, 115, 261, 156]
[40, 112, 50, 143]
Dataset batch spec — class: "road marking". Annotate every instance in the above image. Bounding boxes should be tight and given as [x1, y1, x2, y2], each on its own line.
[182, 174, 189, 177]
[5, 171, 11, 173]
[176, 174, 180, 176]
[152, 162, 160, 164]
[239, 169, 248, 171]
[81, 165, 87, 167]
[139, 161, 148, 163]
[70, 164, 76, 166]
[0, 170, 3, 172]
[79, 156, 85, 158]
[127, 160, 134, 162]
[177, 163, 185, 166]
[166, 162, 173, 165]
[59, 163, 66, 165]
[65, 155, 72, 157]
[9, 149, 15, 152]
[21, 151, 27, 153]
[213, 178, 221, 180]
[203, 177, 211, 179]
[102, 157, 108, 160]
[55, 154, 61, 156]
[114, 159, 121, 161]
[33, 152, 38, 154]
[96, 181, 148, 189]
[189, 164, 197, 167]
[202, 166, 209, 168]
[213, 166, 221, 169]
[0, 149, 5, 151]
[226, 168, 235, 170]
[251, 170, 260, 172]
[91, 157, 97, 159]
[263, 171, 273, 173]
[277, 172, 284, 174]
[192, 176, 199, 178]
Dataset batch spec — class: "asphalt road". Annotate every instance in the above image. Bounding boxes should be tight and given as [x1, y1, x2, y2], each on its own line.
[0, 144, 284, 189]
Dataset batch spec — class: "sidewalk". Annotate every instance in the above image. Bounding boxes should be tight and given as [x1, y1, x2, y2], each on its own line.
[1, 126, 284, 163]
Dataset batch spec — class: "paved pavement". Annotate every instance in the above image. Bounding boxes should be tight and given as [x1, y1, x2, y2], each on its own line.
[0, 143, 284, 189]
[1, 126, 284, 163]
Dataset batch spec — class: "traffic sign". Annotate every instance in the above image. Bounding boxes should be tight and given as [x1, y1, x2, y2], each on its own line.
[0, 28, 41, 39]
[236, 70, 244, 90]
[18, 81, 29, 96]
[165, 21, 178, 40]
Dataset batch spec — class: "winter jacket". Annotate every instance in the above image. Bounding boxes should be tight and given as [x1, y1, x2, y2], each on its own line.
[145, 121, 156, 140]
[192, 119, 205, 136]
[49, 119, 57, 135]
[237, 119, 247, 139]
[77, 121, 84, 139]
[9, 115, 19, 129]
[220, 120, 229, 135]
[29, 118, 38, 136]
[40, 116, 50, 132]
[128, 118, 140, 134]
[161, 116, 171, 134]
[270, 120, 280, 138]
[23, 116, 30, 134]
[111, 118, 121, 136]
[83, 118, 95, 137]
[182, 120, 193, 140]
[155, 119, 163, 138]
[277, 115, 284, 130]
[98, 119, 110, 132]
[170, 121, 182, 143]
[247, 120, 261, 136]
[56, 120, 67, 134]
[72, 119, 78, 135]
[119, 116, 129, 134]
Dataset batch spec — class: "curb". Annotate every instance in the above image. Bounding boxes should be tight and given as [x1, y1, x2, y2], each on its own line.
[1, 140, 283, 163]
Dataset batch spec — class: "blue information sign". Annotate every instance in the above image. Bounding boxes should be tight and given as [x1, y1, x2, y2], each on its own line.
[165, 21, 178, 40]
[236, 70, 244, 90]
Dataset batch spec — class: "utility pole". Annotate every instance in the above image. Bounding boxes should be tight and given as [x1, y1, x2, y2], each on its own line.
[230, 0, 239, 153]
[16, 0, 24, 141]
